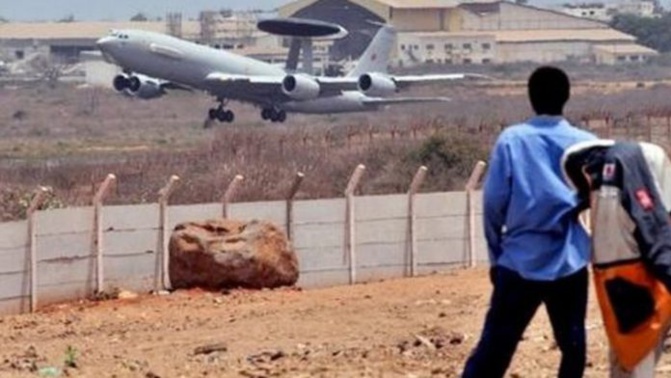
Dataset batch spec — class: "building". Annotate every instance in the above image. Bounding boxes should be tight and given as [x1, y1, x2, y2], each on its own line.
[559, 3, 611, 22]
[558, 0, 656, 22]
[279, 0, 657, 66]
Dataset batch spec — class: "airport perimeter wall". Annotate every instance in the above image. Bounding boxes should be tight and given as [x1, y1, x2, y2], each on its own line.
[0, 190, 486, 316]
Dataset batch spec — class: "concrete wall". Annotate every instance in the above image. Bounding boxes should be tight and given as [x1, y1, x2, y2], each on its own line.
[0, 190, 485, 316]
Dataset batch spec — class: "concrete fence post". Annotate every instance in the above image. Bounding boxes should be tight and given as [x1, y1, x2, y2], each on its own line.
[27, 186, 50, 313]
[157, 175, 180, 292]
[92, 174, 116, 294]
[465, 161, 487, 268]
[285, 172, 305, 241]
[344, 164, 366, 285]
[222, 175, 244, 219]
[407, 166, 428, 277]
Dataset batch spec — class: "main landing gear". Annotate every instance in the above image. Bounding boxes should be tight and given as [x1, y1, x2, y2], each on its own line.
[207, 99, 234, 123]
[261, 107, 287, 123]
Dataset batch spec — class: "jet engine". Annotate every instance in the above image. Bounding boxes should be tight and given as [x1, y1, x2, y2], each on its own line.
[281, 74, 320, 100]
[112, 74, 165, 99]
[357, 73, 397, 97]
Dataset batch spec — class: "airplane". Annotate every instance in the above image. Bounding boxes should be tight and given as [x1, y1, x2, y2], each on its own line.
[96, 24, 479, 124]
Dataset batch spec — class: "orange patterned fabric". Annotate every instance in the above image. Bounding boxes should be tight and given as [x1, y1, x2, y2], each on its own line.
[593, 261, 671, 371]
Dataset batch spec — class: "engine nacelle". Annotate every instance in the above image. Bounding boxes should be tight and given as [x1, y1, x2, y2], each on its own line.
[282, 74, 320, 100]
[357, 73, 397, 97]
[112, 74, 164, 99]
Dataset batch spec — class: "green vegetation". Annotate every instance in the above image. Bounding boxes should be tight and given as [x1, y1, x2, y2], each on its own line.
[610, 13, 671, 52]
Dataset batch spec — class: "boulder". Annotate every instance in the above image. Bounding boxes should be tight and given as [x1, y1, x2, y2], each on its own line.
[169, 219, 299, 289]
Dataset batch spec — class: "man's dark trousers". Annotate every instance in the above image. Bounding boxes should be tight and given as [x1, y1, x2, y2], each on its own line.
[462, 266, 588, 378]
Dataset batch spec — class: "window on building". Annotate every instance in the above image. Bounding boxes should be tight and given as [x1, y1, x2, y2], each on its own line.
[630, 55, 640, 61]
[426, 44, 435, 50]
[482, 43, 491, 50]
[463, 58, 472, 64]
[445, 59, 453, 64]
[482, 58, 491, 64]
[401, 44, 406, 50]
[426, 59, 434, 64]
[15, 50, 25, 60]
[463, 43, 472, 49]
[617, 56, 626, 62]
[445, 43, 453, 50]
[413, 45, 419, 50]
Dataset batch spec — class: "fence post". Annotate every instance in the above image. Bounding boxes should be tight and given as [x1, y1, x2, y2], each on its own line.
[407, 166, 428, 277]
[465, 161, 487, 268]
[27, 186, 50, 313]
[222, 175, 244, 218]
[344, 164, 366, 285]
[92, 174, 116, 294]
[157, 175, 180, 292]
[285, 172, 305, 241]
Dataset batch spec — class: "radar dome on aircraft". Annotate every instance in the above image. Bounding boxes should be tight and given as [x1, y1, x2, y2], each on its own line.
[257, 18, 348, 40]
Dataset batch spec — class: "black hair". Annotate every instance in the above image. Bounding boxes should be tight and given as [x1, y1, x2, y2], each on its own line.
[527, 66, 570, 116]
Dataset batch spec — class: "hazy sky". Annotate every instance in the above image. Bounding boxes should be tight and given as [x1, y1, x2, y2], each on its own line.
[0, 0, 628, 22]
[0, 0, 291, 21]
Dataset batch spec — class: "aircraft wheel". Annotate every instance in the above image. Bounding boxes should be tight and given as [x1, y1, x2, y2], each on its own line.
[277, 110, 287, 123]
[208, 108, 217, 121]
[261, 108, 271, 120]
[216, 108, 227, 122]
[225, 110, 235, 123]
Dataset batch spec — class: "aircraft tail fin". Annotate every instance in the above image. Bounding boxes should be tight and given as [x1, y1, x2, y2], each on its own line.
[347, 24, 396, 77]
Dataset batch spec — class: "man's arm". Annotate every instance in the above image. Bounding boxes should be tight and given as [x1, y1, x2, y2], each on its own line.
[483, 137, 512, 265]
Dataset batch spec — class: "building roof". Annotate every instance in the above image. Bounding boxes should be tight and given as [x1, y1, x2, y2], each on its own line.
[370, 0, 459, 7]
[593, 43, 658, 55]
[0, 21, 201, 40]
[404, 28, 636, 43]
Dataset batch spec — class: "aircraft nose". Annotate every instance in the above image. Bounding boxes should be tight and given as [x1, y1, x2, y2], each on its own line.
[96, 36, 116, 51]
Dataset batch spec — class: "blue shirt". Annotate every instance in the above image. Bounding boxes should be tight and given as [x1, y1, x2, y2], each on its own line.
[483, 116, 597, 281]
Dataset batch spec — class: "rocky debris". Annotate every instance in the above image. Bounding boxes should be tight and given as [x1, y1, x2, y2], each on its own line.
[193, 342, 228, 356]
[397, 327, 466, 356]
[169, 219, 299, 290]
[3, 345, 45, 372]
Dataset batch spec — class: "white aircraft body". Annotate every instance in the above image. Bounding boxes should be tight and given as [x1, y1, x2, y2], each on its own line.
[96, 25, 473, 123]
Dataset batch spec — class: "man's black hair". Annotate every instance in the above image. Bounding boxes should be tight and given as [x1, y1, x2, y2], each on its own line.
[527, 66, 570, 116]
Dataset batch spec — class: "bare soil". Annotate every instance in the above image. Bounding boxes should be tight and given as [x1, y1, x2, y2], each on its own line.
[1, 267, 667, 377]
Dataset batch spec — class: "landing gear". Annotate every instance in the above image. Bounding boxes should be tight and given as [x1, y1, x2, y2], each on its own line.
[207, 99, 235, 124]
[261, 107, 287, 123]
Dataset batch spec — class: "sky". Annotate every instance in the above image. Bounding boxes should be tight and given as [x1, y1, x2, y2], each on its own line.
[0, 0, 291, 21]
[1, 0, 653, 22]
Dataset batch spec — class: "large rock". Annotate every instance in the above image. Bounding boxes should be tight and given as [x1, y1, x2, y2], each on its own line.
[169, 219, 299, 289]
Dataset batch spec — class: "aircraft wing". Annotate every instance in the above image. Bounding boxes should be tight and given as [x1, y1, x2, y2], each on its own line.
[392, 73, 490, 89]
[361, 96, 451, 106]
[204, 73, 358, 97]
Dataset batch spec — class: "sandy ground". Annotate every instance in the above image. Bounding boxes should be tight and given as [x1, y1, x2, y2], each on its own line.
[2, 267, 669, 377]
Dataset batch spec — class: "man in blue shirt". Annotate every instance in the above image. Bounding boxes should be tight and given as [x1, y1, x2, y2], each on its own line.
[462, 66, 597, 378]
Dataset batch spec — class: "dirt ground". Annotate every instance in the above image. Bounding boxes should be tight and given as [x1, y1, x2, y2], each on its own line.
[1, 267, 668, 378]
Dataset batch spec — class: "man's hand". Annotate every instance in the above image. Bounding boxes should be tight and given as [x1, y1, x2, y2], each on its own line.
[489, 266, 498, 285]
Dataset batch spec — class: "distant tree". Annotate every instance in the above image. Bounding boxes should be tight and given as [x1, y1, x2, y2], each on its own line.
[130, 12, 148, 22]
[219, 8, 233, 18]
[58, 14, 75, 23]
[0, 16, 7, 23]
[610, 13, 671, 52]
[514, 0, 529, 5]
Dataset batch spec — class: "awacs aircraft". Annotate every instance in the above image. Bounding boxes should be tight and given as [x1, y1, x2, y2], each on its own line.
[97, 23, 476, 123]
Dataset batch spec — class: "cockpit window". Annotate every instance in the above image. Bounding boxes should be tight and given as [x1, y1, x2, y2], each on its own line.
[109, 31, 129, 39]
